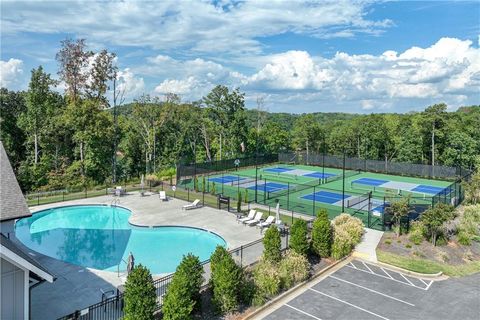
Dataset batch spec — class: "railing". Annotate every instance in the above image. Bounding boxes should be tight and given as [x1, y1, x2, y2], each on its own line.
[57, 230, 288, 320]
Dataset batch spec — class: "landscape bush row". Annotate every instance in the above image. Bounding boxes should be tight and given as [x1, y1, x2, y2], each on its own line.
[122, 210, 364, 319]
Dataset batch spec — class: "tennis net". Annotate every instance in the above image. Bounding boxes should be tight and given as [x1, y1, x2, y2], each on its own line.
[346, 192, 371, 210]
[267, 179, 320, 200]
[324, 169, 362, 184]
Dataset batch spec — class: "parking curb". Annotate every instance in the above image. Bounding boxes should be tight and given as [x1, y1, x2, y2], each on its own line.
[242, 255, 353, 320]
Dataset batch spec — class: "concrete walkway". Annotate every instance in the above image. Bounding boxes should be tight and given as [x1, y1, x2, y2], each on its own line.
[353, 228, 384, 262]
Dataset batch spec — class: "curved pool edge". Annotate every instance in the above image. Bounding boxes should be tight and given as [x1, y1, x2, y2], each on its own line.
[16, 203, 229, 275]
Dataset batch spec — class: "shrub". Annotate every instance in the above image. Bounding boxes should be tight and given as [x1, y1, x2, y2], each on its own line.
[311, 209, 332, 258]
[331, 229, 353, 260]
[244, 188, 249, 205]
[237, 191, 242, 212]
[332, 214, 363, 244]
[124, 264, 156, 320]
[456, 205, 480, 245]
[211, 182, 216, 195]
[194, 176, 199, 192]
[384, 239, 392, 245]
[202, 176, 206, 193]
[210, 248, 243, 314]
[252, 259, 281, 306]
[210, 246, 229, 275]
[421, 203, 455, 246]
[385, 197, 412, 237]
[405, 243, 412, 249]
[263, 226, 282, 264]
[330, 214, 364, 260]
[162, 254, 204, 320]
[279, 250, 309, 289]
[408, 221, 425, 245]
[289, 219, 309, 256]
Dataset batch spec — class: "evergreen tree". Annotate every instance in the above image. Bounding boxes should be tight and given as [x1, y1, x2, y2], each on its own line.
[311, 209, 332, 258]
[124, 264, 156, 320]
[289, 219, 309, 256]
[263, 225, 282, 263]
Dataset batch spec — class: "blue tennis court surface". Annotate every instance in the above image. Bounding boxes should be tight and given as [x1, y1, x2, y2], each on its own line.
[263, 167, 294, 173]
[302, 191, 351, 204]
[352, 177, 389, 186]
[412, 185, 448, 195]
[303, 172, 336, 179]
[247, 182, 289, 193]
[208, 175, 245, 184]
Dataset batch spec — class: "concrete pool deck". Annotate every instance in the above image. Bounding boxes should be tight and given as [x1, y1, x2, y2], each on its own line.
[19, 191, 264, 320]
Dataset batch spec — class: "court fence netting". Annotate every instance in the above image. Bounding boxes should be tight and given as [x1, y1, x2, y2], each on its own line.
[177, 153, 471, 231]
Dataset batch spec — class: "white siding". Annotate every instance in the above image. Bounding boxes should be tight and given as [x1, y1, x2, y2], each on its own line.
[1, 258, 26, 320]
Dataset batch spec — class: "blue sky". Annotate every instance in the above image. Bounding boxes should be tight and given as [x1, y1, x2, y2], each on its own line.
[1, 0, 479, 113]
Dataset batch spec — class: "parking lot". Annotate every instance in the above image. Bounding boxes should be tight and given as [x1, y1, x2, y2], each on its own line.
[260, 259, 480, 320]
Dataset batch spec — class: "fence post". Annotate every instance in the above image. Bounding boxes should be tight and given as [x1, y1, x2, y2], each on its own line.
[240, 245, 243, 267]
[187, 188, 190, 202]
[312, 186, 316, 216]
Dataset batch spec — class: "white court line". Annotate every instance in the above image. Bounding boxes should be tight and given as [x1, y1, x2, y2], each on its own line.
[309, 288, 390, 320]
[346, 265, 427, 290]
[362, 261, 374, 274]
[285, 303, 322, 320]
[400, 273, 415, 286]
[328, 275, 415, 307]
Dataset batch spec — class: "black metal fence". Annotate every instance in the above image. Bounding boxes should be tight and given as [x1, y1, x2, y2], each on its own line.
[279, 151, 469, 181]
[177, 154, 279, 182]
[58, 225, 288, 320]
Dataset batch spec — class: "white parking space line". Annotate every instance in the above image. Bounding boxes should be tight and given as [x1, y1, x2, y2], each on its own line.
[345, 264, 429, 290]
[309, 288, 390, 320]
[285, 303, 323, 320]
[400, 273, 415, 286]
[419, 278, 428, 286]
[328, 275, 416, 307]
[380, 268, 395, 280]
[425, 280, 434, 290]
[362, 261, 375, 273]
[348, 262, 358, 269]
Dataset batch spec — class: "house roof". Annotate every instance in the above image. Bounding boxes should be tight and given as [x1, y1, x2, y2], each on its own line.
[0, 141, 31, 222]
[1, 234, 55, 283]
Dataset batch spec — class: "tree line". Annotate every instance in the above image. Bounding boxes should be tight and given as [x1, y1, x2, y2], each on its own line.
[1, 39, 479, 192]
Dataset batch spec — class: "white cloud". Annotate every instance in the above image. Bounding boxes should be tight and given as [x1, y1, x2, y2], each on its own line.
[147, 37, 479, 112]
[115, 68, 145, 99]
[0, 58, 23, 88]
[1, 1, 391, 55]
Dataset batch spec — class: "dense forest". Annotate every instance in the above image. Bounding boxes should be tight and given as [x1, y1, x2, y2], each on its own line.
[1, 39, 479, 193]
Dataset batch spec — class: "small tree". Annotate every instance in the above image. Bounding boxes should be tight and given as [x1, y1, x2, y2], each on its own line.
[421, 203, 455, 246]
[289, 219, 309, 256]
[162, 254, 204, 319]
[194, 176, 199, 192]
[463, 169, 480, 204]
[237, 191, 242, 212]
[202, 175, 206, 193]
[386, 197, 412, 237]
[311, 208, 332, 258]
[244, 188, 249, 205]
[124, 264, 156, 320]
[211, 182, 216, 195]
[210, 248, 243, 314]
[263, 226, 281, 263]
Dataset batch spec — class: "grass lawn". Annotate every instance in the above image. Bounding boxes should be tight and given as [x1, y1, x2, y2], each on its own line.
[377, 250, 480, 277]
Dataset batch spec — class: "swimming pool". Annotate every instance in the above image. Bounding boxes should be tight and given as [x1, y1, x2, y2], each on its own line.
[15, 205, 226, 274]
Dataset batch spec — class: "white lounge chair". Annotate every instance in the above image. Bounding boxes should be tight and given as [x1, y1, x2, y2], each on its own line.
[237, 210, 256, 223]
[257, 216, 275, 229]
[182, 199, 201, 210]
[159, 191, 167, 201]
[245, 212, 263, 226]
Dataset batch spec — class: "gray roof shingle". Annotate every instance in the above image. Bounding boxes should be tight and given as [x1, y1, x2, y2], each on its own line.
[0, 141, 31, 221]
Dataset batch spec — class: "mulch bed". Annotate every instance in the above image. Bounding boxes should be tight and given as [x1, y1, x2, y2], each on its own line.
[377, 232, 480, 265]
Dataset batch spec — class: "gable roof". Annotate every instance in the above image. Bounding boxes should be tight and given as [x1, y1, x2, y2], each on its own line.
[1, 234, 55, 283]
[0, 141, 31, 221]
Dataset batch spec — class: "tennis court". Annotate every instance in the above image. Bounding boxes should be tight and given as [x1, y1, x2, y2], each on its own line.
[182, 162, 454, 229]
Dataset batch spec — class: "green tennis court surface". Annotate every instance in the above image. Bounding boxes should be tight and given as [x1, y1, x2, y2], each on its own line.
[180, 163, 453, 229]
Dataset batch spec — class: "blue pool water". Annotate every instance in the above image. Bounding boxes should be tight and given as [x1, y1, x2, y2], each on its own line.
[15, 205, 226, 274]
